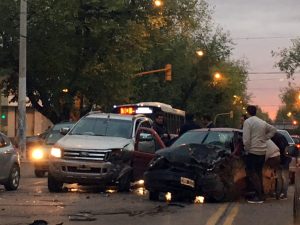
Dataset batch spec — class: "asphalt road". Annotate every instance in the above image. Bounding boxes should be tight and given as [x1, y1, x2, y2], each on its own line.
[0, 162, 297, 225]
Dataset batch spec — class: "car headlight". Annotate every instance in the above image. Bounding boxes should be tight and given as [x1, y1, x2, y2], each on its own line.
[32, 148, 44, 160]
[51, 147, 62, 158]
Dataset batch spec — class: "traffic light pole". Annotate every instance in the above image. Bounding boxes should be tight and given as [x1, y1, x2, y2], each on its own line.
[135, 64, 172, 81]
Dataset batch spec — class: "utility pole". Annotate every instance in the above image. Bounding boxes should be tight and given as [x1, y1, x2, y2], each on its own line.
[18, 0, 27, 158]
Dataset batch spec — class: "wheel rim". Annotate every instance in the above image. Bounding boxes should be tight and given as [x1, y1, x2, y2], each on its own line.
[11, 168, 20, 187]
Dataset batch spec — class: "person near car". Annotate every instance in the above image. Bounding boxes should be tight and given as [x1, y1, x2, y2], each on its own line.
[242, 105, 277, 203]
[271, 131, 291, 200]
[152, 112, 171, 146]
[179, 113, 201, 136]
[240, 114, 248, 129]
[202, 114, 215, 128]
[264, 139, 281, 198]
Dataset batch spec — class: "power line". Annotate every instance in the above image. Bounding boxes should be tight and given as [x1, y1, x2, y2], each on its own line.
[248, 78, 287, 81]
[233, 36, 300, 40]
[248, 72, 300, 75]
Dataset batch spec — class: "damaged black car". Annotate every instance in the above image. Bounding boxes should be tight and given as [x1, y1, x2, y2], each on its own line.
[144, 128, 247, 202]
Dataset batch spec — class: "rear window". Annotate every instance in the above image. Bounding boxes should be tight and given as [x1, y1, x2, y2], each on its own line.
[278, 130, 294, 144]
[172, 130, 234, 150]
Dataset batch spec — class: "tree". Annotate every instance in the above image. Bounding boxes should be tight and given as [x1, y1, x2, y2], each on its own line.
[272, 39, 300, 78]
[0, 0, 156, 123]
[0, 0, 249, 125]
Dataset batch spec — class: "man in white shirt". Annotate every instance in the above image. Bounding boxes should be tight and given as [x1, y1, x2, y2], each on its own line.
[243, 105, 277, 203]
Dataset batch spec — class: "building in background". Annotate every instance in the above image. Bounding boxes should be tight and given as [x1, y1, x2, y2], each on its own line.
[0, 94, 52, 138]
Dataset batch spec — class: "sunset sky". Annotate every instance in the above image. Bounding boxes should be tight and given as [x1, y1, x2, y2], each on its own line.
[209, 0, 300, 120]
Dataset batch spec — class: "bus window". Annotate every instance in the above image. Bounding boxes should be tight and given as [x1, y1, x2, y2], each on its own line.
[112, 102, 185, 137]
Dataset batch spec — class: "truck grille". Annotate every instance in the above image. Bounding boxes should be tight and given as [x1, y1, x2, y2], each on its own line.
[62, 149, 111, 161]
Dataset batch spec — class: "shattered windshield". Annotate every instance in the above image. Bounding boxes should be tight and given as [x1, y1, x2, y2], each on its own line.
[172, 130, 234, 150]
[70, 117, 133, 139]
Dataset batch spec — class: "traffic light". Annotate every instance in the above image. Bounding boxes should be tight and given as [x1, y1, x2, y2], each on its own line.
[1, 114, 6, 120]
[165, 64, 172, 81]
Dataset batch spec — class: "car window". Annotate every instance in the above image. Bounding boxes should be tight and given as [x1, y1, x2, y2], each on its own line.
[0, 134, 9, 148]
[52, 123, 74, 131]
[70, 117, 133, 139]
[278, 130, 294, 144]
[172, 131, 207, 147]
[172, 130, 233, 150]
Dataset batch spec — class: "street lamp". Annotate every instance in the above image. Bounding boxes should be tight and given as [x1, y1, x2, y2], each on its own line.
[214, 72, 222, 80]
[196, 50, 204, 57]
[154, 0, 163, 7]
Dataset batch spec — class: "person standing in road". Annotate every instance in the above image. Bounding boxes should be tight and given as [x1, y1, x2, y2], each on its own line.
[271, 131, 291, 200]
[179, 113, 201, 136]
[243, 105, 277, 203]
[152, 112, 170, 146]
[202, 114, 215, 128]
[240, 114, 248, 129]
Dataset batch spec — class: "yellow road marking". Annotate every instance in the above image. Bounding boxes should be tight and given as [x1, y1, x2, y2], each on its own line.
[223, 204, 239, 225]
[205, 204, 229, 225]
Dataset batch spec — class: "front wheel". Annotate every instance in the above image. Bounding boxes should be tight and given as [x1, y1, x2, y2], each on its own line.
[48, 173, 63, 192]
[4, 164, 20, 191]
[117, 172, 132, 192]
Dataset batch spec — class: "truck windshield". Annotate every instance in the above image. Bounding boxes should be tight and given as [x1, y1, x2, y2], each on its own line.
[70, 117, 133, 139]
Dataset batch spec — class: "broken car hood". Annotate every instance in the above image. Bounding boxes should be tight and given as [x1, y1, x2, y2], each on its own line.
[156, 143, 229, 168]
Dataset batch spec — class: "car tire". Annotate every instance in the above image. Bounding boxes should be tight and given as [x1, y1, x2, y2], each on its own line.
[149, 191, 159, 201]
[34, 170, 46, 178]
[294, 168, 300, 223]
[291, 172, 295, 184]
[4, 164, 20, 191]
[118, 172, 131, 192]
[48, 173, 63, 192]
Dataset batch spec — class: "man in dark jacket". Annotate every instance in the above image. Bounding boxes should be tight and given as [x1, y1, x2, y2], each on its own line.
[152, 112, 170, 146]
[271, 131, 291, 200]
[202, 114, 215, 128]
[179, 113, 201, 136]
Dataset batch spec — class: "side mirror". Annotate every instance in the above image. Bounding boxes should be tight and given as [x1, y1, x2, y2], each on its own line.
[139, 132, 153, 141]
[60, 127, 70, 135]
[286, 145, 299, 157]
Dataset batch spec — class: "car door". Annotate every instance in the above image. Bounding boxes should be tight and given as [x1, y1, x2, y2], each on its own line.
[132, 127, 165, 181]
[0, 134, 14, 180]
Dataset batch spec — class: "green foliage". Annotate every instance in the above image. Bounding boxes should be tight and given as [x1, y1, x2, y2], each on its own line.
[272, 39, 300, 78]
[0, 0, 249, 125]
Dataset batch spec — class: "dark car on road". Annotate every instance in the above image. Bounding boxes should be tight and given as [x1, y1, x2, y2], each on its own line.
[144, 128, 298, 202]
[30, 121, 75, 177]
[0, 132, 20, 191]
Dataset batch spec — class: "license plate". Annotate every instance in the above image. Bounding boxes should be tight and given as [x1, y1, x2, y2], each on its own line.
[180, 177, 195, 188]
